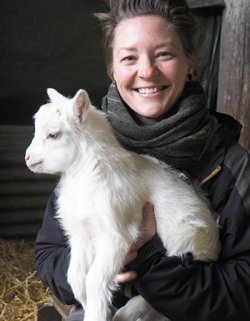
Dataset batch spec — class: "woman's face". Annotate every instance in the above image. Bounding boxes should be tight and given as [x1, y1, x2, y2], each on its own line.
[112, 15, 194, 124]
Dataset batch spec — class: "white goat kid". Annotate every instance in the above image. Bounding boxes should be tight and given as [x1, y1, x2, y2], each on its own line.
[25, 89, 220, 321]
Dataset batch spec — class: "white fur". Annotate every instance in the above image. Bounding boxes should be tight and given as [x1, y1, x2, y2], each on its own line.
[25, 89, 220, 321]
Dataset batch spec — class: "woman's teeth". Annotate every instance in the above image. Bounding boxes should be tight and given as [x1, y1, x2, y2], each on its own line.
[137, 87, 161, 94]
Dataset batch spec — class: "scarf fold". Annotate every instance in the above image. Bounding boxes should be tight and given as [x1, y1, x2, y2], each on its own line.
[102, 81, 219, 170]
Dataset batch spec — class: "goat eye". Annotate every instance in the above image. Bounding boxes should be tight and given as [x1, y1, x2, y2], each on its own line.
[47, 132, 60, 140]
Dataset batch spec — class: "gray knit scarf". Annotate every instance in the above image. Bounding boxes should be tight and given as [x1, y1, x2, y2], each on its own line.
[102, 81, 219, 170]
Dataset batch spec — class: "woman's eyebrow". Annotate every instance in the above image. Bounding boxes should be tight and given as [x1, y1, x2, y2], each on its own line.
[118, 47, 137, 54]
[117, 41, 177, 54]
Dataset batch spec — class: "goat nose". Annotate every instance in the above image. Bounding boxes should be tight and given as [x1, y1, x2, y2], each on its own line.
[25, 154, 30, 161]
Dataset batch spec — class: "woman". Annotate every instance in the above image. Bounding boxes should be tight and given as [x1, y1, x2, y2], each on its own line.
[35, 1, 250, 320]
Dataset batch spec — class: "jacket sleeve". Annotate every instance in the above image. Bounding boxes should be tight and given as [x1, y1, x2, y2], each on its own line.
[34, 192, 77, 305]
[130, 144, 250, 321]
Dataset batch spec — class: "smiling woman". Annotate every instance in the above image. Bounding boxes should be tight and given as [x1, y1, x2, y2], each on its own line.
[112, 15, 194, 124]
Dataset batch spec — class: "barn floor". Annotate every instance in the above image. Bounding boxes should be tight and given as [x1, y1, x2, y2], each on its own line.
[0, 239, 70, 321]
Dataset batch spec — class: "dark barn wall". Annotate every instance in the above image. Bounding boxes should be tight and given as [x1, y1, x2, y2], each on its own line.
[0, 0, 224, 125]
[0, 0, 109, 240]
[0, 0, 109, 125]
[0, 126, 57, 239]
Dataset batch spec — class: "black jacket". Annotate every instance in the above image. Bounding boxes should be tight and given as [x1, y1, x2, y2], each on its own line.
[35, 112, 250, 321]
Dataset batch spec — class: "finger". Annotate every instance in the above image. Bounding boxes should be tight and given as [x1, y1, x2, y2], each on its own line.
[135, 203, 156, 249]
[114, 270, 137, 284]
[143, 203, 156, 232]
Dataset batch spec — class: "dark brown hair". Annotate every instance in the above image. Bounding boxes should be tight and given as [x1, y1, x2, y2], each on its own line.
[95, 0, 196, 78]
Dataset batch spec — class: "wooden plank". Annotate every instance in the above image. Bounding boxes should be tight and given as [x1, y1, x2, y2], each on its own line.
[0, 222, 44, 238]
[0, 167, 56, 182]
[0, 209, 44, 224]
[0, 195, 50, 210]
[217, 0, 250, 152]
[0, 126, 33, 165]
[0, 126, 56, 239]
[0, 180, 55, 195]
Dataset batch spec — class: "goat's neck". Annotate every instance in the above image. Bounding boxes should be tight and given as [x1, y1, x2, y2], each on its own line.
[63, 150, 98, 178]
[63, 110, 131, 179]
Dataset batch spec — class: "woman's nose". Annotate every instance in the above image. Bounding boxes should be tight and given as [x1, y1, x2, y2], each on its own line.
[138, 59, 159, 79]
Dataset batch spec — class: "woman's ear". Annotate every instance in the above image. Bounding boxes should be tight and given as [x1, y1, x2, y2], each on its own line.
[111, 70, 116, 81]
[187, 54, 196, 76]
[108, 64, 115, 80]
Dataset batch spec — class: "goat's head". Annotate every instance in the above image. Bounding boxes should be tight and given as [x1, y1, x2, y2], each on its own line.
[25, 88, 91, 174]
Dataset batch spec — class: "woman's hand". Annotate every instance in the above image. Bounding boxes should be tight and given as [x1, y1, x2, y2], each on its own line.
[115, 203, 156, 284]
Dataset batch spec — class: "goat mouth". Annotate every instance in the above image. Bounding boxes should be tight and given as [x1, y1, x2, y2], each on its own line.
[28, 160, 43, 169]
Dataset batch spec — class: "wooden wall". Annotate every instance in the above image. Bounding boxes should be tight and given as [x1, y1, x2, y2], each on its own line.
[217, 0, 250, 152]
[0, 126, 56, 239]
[0, 0, 109, 125]
[0, 0, 107, 240]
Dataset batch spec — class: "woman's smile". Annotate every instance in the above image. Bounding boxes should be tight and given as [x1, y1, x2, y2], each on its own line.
[134, 86, 167, 96]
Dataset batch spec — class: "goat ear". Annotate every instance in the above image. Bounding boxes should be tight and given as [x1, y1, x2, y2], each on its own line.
[47, 88, 66, 103]
[72, 89, 90, 124]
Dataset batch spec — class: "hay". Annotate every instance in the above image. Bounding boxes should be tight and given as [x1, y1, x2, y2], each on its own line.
[0, 239, 52, 321]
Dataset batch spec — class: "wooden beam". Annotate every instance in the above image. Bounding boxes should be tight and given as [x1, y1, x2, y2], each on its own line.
[217, 0, 250, 152]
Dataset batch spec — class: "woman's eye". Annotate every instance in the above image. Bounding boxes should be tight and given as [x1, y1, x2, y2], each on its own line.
[121, 55, 136, 62]
[156, 51, 173, 59]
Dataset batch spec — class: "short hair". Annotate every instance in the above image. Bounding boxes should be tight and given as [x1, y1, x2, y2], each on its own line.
[95, 0, 197, 78]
